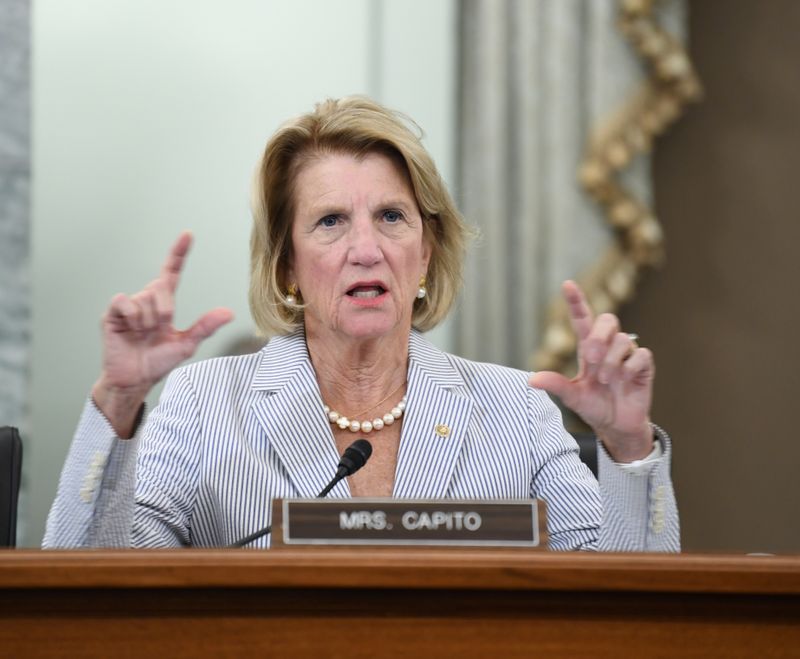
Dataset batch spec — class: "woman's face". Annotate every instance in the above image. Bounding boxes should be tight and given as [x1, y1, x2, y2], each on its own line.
[289, 151, 431, 343]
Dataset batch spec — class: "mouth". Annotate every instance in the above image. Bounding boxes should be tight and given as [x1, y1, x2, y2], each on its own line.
[346, 284, 387, 299]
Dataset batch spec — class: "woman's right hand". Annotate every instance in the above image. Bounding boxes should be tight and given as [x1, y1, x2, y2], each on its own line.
[91, 232, 234, 437]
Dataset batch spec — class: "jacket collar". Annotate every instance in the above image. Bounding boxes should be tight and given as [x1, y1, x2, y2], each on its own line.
[251, 328, 311, 391]
[249, 328, 474, 499]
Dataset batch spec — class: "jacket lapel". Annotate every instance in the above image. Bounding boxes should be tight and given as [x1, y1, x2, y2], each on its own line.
[248, 330, 474, 500]
[249, 331, 349, 499]
[393, 332, 474, 498]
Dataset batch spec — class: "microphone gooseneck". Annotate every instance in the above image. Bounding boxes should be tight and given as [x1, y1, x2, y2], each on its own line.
[229, 438, 373, 548]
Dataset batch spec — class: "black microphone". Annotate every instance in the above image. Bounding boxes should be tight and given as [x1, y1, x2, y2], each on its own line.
[318, 438, 372, 497]
[229, 438, 373, 548]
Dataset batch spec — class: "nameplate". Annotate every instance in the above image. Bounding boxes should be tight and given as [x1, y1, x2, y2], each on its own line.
[271, 499, 548, 548]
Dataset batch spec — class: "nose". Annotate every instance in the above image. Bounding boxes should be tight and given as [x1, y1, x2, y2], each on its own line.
[347, 217, 383, 267]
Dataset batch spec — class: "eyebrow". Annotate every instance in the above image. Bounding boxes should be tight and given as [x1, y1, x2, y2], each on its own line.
[305, 204, 347, 218]
[375, 199, 415, 211]
[305, 198, 417, 218]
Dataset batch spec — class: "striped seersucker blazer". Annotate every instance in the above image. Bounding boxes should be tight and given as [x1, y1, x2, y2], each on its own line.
[44, 329, 679, 551]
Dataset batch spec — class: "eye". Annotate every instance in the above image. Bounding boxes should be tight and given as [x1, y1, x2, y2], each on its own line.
[318, 214, 340, 228]
[382, 209, 404, 223]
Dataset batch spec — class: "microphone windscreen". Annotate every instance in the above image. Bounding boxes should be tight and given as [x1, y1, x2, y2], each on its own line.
[338, 438, 373, 476]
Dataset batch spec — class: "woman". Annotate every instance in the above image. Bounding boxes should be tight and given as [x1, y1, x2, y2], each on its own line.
[44, 97, 678, 550]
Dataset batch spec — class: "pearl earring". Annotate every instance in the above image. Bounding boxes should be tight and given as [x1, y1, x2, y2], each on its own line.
[416, 275, 427, 300]
[286, 283, 298, 306]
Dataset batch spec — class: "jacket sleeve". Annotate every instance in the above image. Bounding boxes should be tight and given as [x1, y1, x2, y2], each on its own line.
[527, 387, 680, 552]
[596, 424, 680, 552]
[42, 399, 139, 548]
[42, 367, 204, 549]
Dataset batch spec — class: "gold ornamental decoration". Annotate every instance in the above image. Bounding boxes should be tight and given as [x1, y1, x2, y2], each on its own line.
[534, 0, 702, 373]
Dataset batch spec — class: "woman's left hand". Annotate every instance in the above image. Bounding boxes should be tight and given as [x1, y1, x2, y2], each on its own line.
[529, 280, 654, 462]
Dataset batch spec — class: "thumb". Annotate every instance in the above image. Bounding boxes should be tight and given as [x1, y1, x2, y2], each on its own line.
[528, 371, 574, 402]
[184, 307, 235, 345]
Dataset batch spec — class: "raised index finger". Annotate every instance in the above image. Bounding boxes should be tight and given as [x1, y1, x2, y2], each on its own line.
[160, 231, 193, 293]
[562, 280, 594, 341]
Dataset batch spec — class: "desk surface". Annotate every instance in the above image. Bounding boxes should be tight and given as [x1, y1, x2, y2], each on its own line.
[1, 548, 799, 593]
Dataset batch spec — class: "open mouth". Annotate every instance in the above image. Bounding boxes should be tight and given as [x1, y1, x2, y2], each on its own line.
[347, 285, 386, 299]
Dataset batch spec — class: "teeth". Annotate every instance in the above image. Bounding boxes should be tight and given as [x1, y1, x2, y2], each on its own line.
[352, 289, 381, 299]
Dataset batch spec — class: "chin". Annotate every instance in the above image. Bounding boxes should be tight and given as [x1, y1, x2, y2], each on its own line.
[338, 315, 404, 341]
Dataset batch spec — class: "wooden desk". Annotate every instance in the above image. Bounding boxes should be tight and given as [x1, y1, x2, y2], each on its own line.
[0, 549, 798, 658]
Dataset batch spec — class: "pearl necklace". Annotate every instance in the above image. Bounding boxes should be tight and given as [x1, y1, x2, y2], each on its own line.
[324, 396, 407, 434]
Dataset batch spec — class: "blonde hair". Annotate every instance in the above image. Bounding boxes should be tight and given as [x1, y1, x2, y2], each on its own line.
[249, 96, 470, 335]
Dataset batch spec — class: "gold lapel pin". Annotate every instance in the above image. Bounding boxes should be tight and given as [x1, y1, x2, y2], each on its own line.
[435, 424, 450, 437]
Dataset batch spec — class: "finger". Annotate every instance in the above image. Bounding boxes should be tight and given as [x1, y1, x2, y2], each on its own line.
[130, 289, 159, 331]
[159, 231, 193, 294]
[598, 332, 637, 385]
[562, 280, 594, 342]
[150, 280, 175, 325]
[106, 293, 142, 332]
[528, 371, 577, 408]
[583, 313, 620, 366]
[182, 307, 235, 346]
[622, 347, 655, 384]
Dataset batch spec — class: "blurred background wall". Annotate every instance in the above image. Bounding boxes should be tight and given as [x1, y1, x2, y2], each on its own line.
[4, 0, 798, 552]
[624, 0, 800, 552]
